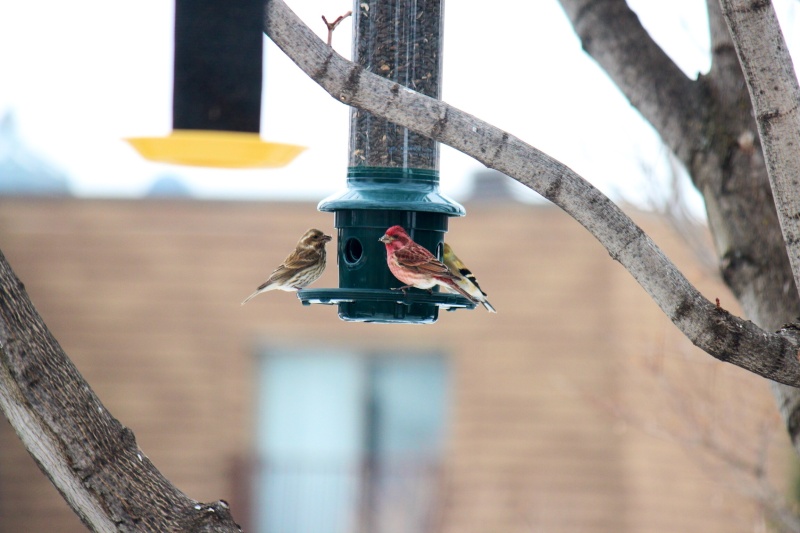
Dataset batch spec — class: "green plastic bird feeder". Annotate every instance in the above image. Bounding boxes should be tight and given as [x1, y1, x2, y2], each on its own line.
[297, 0, 475, 323]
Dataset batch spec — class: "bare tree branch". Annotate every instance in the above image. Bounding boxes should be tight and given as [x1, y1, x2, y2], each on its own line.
[555, 0, 707, 169]
[0, 249, 242, 532]
[263, 0, 800, 386]
[719, 0, 800, 308]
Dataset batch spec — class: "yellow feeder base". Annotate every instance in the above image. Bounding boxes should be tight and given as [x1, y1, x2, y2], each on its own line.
[125, 130, 305, 168]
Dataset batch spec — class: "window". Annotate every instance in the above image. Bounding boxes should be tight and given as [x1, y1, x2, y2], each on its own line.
[254, 349, 448, 533]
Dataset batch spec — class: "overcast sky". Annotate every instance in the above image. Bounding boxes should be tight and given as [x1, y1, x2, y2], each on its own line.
[0, 0, 798, 212]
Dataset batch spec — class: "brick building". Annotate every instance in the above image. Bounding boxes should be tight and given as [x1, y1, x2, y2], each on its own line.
[0, 197, 791, 532]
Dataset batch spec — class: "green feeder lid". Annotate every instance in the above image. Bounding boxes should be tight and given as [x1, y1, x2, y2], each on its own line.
[318, 168, 466, 216]
[309, 168, 468, 324]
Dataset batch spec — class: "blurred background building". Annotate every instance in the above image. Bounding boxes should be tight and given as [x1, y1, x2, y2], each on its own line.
[0, 162, 793, 532]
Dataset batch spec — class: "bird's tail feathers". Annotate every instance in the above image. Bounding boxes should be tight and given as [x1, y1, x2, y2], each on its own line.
[241, 291, 260, 305]
[459, 268, 487, 296]
[241, 284, 273, 305]
[437, 278, 497, 313]
[441, 278, 479, 302]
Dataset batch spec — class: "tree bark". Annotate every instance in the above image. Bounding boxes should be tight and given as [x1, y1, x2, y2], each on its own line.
[718, 0, 800, 302]
[0, 250, 242, 532]
[715, 0, 800, 463]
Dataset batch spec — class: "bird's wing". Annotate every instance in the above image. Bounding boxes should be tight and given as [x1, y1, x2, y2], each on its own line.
[395, 246, 453, 276]
[256, 269, 284, 291]
[459, 267, 487, 295]
[282, 248, 322, 271]
[445, 252, 488, 295]
[256, 250, 320, 290]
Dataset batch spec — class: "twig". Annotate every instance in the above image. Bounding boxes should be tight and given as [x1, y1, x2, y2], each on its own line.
[322, 11, 352, 46]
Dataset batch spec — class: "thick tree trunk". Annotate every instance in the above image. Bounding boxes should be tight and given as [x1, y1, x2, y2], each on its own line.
[0, 250, 242, 532]
[719, 0, 800, 297]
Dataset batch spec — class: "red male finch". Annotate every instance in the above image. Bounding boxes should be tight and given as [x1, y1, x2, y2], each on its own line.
[379, 225, 483, 307]
[241, 228, 332, 305]
[442, 243, 497, 313]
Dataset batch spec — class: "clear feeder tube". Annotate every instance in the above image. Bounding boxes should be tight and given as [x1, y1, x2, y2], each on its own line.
[349, 0, 443, 170]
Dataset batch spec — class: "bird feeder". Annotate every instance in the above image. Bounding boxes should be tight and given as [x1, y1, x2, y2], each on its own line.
[126, 0, 304, 168]
[298, 0, 474, 323]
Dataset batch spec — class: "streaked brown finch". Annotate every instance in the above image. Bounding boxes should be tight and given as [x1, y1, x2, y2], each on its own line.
[242, 228, 332, 305]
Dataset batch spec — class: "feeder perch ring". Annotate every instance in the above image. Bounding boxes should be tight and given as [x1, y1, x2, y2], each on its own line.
[298, 288, 475, 316]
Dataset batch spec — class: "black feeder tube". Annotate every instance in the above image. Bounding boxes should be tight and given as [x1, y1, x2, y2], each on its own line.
[173, 0, 263, 133]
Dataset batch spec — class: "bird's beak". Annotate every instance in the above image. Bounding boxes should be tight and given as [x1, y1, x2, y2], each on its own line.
[379, 234, 392, 244]
[322, 234, 332, 242]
